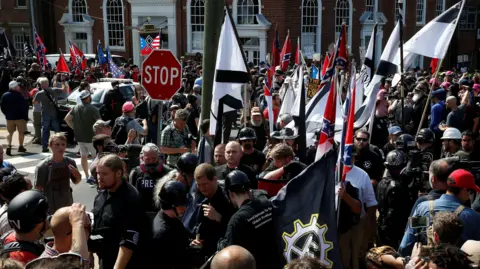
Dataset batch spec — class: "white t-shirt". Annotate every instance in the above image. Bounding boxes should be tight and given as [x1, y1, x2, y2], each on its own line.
[0, 204, 12, 236]
[346, 166, 378, 218]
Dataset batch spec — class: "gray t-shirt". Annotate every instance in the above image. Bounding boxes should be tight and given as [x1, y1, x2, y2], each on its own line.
[446, 104, 466, 131]
[33, 88, 64, 118]
[69, 102, 101, 143]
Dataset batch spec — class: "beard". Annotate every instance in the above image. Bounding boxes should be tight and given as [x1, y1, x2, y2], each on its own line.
[413, 92, 424, 103]
[250, 119, 262, 127]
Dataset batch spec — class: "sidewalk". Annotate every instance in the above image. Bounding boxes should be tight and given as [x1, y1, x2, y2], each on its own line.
[0, 126, 35, 149]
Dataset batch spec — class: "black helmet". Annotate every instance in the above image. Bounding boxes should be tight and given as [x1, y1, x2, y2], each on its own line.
[385, 150, 407, 170]
[225, 170, 250, 192]
[8, 190, 48, 233]
[238, 127, 256, 141]
[176, 153, 198, 175]
[395, 134, 416, 152]
[416, 128, 435, 143]
[159, 181, 188, 210]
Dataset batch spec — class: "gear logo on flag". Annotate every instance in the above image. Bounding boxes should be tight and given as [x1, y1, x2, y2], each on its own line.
[282, 214, 333, 268]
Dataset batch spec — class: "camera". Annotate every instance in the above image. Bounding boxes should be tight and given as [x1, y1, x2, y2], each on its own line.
[184, 133, 197, 147]
[409, 216, 429, 229]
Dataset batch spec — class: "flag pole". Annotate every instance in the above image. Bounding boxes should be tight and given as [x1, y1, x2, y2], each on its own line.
[398, 3, 406, 132]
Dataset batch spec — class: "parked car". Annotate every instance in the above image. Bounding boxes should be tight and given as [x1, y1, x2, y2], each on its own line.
[45, 54, 128, 69]
[57, 79, 140, 143]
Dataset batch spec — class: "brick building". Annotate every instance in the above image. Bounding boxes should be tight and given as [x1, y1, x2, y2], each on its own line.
[0, 0, 478, 69]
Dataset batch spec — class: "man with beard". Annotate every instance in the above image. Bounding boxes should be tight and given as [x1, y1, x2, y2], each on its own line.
[247, 107, 268, 151]
[441, 128, 464, 158]
[411, 81, 430, 132]
[216, 142, 257, 189]
[456, 131, 480, 161]
[353, 129, 385, 188]
[238, 127, 266, 174]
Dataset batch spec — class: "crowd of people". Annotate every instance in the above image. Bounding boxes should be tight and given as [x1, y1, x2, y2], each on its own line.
[1, 53, 480, 269]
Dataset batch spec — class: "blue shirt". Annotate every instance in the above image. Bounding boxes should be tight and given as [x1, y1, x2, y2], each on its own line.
[430, 101, 445, 134]
[0, 161, 14, 169]
[194, 77, 202, 87]
[409, 189, 446, 217]
[399, 194, 480, 256]
[182, 181, 206, 234]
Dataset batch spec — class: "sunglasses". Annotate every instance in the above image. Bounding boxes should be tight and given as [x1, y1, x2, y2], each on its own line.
[355, 137, 368, 142]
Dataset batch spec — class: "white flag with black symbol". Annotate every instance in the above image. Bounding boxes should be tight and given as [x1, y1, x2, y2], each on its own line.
[209, 11, 248, 135]
[403, 1, 464, 59]
[355, 24, 377, 113]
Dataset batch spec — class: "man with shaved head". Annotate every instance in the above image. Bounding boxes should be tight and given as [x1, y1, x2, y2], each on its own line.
[215, 141, 257, 188]
[214, 144, 227, 166]
[41, 203, 90, 262]
[211, 246, 256, 269]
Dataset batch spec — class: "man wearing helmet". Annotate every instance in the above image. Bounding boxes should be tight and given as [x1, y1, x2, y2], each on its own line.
[129, 143, 171, 213]
[0, 190, 49, 264]
[441, 127, 465, 158]
[148, 179, 193, 269]
[218, 170, 276, 269]
[376, 150, 412, 249]
[416, 128, 437, 172]
[238, 127, 266, 174]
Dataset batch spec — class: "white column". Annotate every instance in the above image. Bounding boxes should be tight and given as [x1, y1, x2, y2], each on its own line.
[376, 27, 383, 67]
[86, 27, 93, 54]
[167, 16, 177, 57]
[132, 16, 140, 67]
[259, 34, 267, 64]
[64, 30, 72, 53]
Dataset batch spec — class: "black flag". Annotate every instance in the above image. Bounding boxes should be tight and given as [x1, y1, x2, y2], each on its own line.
[272, 150, 341, 268]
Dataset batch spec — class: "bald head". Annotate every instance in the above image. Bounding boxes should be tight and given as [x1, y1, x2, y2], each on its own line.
[50, 206, 90, 239]
[225, 142, 242, 167]
[211, 246, 256, 269]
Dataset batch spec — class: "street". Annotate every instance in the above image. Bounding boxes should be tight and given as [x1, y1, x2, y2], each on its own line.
[0, 109, 98, 211]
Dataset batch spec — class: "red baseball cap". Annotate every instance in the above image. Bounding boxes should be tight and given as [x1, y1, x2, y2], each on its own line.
[122, 101, 135, 113]
[447, 169, 480, 192]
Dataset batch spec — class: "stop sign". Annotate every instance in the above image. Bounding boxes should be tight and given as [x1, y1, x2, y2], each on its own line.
[142, 49, 182, 100]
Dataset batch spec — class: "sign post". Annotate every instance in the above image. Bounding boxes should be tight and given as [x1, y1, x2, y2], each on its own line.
[142, 49, 182, 145]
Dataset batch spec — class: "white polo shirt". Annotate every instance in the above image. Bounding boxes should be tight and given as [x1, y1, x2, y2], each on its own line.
[346, 165, 378, 218]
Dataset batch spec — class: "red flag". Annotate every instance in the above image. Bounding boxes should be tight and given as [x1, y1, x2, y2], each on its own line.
[271, 28, 280, 68]
[279, 32, 291, 72]
[56, 52, 70, 74]
[295, 37, 301, 65]
[69, 41, 87, 71]
[321, 53, 330, 78]
[316, 79, 337, 161]
[337, 24, 349, 70]
[430, 58, 439, 74]
[341, 74, 356, 181]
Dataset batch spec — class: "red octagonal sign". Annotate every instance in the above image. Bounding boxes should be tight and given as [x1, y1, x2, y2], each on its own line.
[142, 49, 182, 100]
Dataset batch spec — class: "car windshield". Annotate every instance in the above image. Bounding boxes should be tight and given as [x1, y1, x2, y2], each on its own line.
[67, 88, 81, 102]
[91, 89, 105, 103]
[119, 85, 135, 101]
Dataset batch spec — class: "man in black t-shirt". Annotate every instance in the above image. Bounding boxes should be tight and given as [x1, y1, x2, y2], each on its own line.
[354, 129, 385, 187]
[216, 141, 257, 189]
[238, 127, 266, 174]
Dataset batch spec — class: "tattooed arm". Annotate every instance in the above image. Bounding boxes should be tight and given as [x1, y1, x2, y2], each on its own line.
[69, 203, 90, 260]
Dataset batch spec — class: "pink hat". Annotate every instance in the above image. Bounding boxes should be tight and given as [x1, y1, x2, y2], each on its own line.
[441, 81, 451, 89]
[473, 84, 480, 93]
[122, 101, 135, 113]
[445, 71, 454, 76]
[429, 77, 440, 87]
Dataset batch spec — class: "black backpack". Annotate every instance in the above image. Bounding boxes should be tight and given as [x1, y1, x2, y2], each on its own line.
[111, 117, 134, 145]
[0, 231, 44, 259]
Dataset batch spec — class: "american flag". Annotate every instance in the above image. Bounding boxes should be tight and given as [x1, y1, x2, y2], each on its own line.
[140, 33, 161, 56]
[106, 46, 124, 78]
[34, 28, 47, 70]
[23, 32, 34, 58]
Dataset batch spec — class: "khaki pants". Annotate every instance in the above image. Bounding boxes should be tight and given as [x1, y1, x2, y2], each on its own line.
[340, 220, 364, 269]
[6, 120, 26, 147]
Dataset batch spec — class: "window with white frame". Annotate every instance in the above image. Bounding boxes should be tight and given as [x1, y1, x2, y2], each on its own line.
[237, 0, 259, 25]
[301, 0, 319, 54]
[191, 0, 205, 51]
[416, 0, 426, 25]
[436, 0, 445, 16]
[13, 34, 25, 58]
[365, 0, 375, 20]
[72, 0, 87, 22]
[395, 0, 406, 21]
[335, 0, 350, 37]
[105, 0, 124, 48]
[459, 7, 477, 31]
[240, 37, 260, 65]
[15, 0, 26, 7]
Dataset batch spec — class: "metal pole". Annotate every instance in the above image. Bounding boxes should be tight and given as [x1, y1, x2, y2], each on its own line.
[157, 101, 163, 146]
[29, 0, 35, 44]
[243, 83, 248, 126]
[200, 0, 224, 134]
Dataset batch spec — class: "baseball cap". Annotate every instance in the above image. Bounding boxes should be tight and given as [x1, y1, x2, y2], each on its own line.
[79, 90, 91, 100]
[251, 107, 262, 116]
[8, 81, 18, 89]
[388, 126, 402, 135]
[474, 84, 480, 93]
[432, 88, 446, 100]
[93, 120, 111, 133]
[445, 70, 454, 76]
[447, 169, 480, 192]
[440, 81, 451, 89]
[122, 102, 135, 113]
[461, 240, 480, 268]
[170, 103, 180, 110]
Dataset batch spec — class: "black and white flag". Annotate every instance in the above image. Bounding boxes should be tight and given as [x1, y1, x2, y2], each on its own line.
[209, 10, 248, 135]
[355, 24, 377, 113]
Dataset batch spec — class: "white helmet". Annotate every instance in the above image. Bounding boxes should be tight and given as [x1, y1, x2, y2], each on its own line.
[441, 127, 462, 140]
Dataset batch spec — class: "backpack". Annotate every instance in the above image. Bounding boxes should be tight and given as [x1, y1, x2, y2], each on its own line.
[426, 200, 465, 245]
[111, 117, 134, 145]
[0, 231, 44, 259]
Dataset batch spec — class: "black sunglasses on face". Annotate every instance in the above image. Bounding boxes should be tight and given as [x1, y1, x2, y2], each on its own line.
[355, 137, 368, 142]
